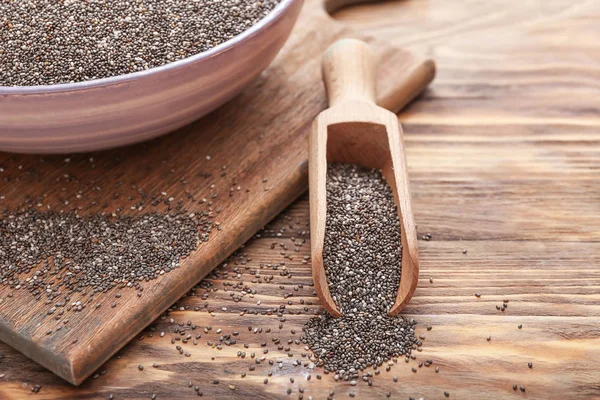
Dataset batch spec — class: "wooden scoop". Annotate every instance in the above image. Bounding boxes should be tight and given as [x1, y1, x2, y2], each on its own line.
[309, 39, 420, 318]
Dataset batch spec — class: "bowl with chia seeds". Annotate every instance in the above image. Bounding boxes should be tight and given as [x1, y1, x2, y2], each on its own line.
[0, 0, 303, 154]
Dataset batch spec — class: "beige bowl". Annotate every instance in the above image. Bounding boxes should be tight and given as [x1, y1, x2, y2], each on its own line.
[0, 0, 303, 154]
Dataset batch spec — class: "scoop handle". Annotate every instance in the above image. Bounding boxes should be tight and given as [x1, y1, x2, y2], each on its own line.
[322, 38, 376, 107]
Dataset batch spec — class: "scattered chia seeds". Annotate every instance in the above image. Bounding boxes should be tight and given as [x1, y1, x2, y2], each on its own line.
[0, 162, 466, 397]
[302, 164, 419, 377]
[0, 0, 281, 86]
[0, 207, 208, 304]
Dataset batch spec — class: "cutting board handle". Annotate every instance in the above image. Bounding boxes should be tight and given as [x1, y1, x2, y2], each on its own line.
[322, 38, 376, 108]
[323, 0, 380, 15]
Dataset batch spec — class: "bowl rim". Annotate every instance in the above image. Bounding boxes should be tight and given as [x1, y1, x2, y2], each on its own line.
[0, 0, 297, 95]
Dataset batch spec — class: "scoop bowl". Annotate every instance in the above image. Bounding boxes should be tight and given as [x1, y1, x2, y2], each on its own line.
[310, 39, 420, 317]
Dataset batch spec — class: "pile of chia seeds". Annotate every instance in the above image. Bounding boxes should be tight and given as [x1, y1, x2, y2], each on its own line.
[0, 207, 207, 303]
[302, 163, 420, 379]
[0, 0, 281, 86]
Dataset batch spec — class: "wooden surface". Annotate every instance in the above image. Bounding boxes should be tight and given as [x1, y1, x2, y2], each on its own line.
[1, 0, 600, 399]
[0, 0, 434, 387]
[310, 38, 419, 317]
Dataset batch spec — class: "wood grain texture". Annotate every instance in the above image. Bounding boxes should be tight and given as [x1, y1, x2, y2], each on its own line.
[310, 38, 419, 317]
[1, 200, 600, 400]
[0, 0, 434, 387]
[1, 0, 600, 399]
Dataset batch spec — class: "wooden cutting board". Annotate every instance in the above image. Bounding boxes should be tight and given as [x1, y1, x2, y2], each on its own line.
[0, 0, 434, 385]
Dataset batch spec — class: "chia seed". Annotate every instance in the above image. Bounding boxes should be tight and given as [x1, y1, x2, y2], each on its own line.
[0, 208, 207, 303]
[0, 0, 281, 86]
[302, 164, 419, 378]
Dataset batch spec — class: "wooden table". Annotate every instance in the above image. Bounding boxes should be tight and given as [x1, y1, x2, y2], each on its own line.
[1, 0, 599, 398]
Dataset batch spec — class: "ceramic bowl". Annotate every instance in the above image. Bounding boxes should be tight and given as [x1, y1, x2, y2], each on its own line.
[0, 0, 303, 154]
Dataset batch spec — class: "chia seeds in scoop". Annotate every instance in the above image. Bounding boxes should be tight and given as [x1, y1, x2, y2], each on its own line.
[302, 163, 420, 377]
[0, 0, 281, 86]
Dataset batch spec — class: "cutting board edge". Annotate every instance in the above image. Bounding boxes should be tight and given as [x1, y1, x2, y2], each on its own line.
[0, 317, 74, 384]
